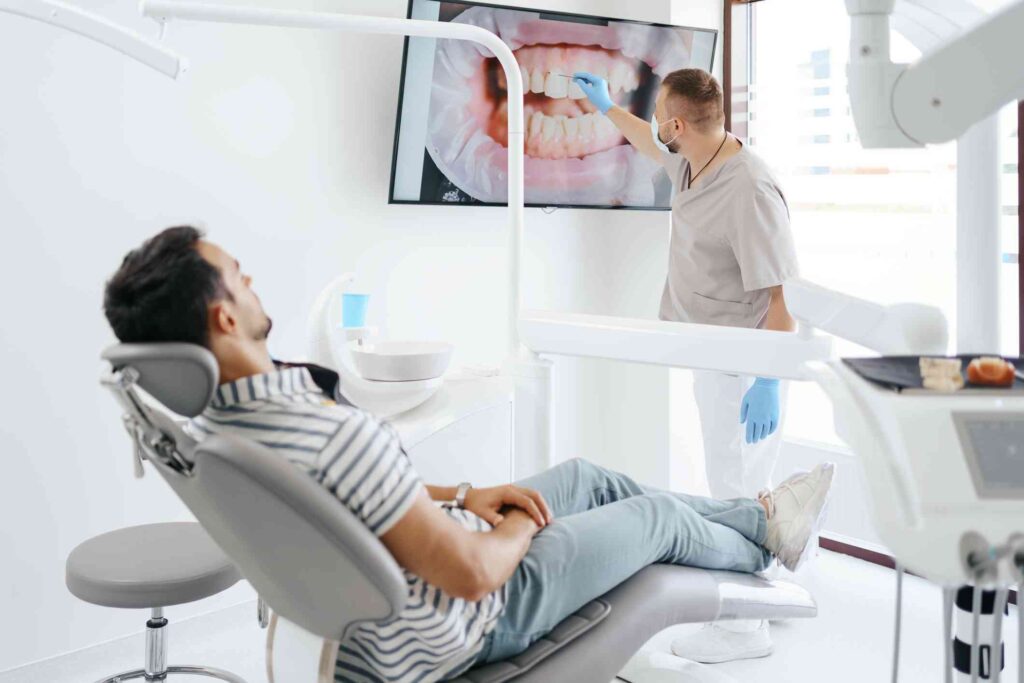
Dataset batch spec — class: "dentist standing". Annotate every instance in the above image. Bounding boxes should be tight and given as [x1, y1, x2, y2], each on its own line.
[573, 68, 801, 664]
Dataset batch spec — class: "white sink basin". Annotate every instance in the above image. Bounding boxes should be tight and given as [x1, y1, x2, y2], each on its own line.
[350, 341, 454, 382]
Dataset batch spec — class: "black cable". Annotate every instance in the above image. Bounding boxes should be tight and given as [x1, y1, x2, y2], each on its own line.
[970, 584, 982, 683]
[991, 588, 1008, 683]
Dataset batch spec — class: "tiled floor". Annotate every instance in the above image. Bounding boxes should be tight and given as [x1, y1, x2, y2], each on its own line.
[3, 550, 1018, 682]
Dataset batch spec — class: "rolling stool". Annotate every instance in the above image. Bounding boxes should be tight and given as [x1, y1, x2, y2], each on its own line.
[66, 522, 246, 682]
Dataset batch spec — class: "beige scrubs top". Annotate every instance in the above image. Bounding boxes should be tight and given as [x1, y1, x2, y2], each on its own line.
[658, 144, 798, 329]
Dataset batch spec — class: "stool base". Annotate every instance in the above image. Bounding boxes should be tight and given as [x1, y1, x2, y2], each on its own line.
[94, 608, 245, 683]
[97, 665, 246, 682]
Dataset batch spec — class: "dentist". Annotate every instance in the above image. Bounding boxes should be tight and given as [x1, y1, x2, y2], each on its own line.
[573, 68, 800, 664]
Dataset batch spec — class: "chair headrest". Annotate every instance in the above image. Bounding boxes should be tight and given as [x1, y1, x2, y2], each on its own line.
[102, 343, 219, 417]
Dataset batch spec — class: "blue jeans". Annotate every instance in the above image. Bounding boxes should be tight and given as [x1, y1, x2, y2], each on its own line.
[475, 458, 771, 665]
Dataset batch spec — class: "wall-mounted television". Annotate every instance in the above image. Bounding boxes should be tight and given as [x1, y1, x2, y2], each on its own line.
[389, 1, 718, 210]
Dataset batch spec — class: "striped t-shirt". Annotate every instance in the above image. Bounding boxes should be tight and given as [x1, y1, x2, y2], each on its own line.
[186, 366, 506, 682]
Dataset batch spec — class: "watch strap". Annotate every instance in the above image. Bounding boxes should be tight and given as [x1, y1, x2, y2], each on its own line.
[454, 482, 472, 509]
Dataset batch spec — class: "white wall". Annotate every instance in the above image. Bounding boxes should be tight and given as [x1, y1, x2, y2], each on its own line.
[0, 0, 720, 670]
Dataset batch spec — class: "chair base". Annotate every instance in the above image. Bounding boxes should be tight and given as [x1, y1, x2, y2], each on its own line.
[96, 665, 246, 682]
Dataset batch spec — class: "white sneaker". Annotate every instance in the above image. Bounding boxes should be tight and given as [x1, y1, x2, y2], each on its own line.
[760, 462, 836, 572]
[620, 650, 741, 682]
[669, 621, 773, 664]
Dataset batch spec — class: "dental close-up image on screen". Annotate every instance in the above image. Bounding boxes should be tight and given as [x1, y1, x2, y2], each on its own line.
[390, 1, 717, 209]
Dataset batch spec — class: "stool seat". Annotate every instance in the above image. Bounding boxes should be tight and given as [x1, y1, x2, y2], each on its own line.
[66, 522, 241, 609]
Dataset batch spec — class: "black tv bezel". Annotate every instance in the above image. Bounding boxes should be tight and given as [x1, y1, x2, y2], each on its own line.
[387, 0, 719, 212]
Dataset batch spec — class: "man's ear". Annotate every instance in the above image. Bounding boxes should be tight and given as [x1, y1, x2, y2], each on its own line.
[209, 302, 236, 336]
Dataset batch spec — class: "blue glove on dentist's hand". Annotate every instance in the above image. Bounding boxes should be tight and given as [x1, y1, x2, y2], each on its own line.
[740, 378, 780, 444]
[572, 72, 614, 114]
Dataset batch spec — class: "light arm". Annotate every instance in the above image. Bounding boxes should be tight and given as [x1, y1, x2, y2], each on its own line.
[785, 277, 949, 355]
[140, 0, 526, 354]
[0, 0, 183, 78]
[846, 0, 1024, 147]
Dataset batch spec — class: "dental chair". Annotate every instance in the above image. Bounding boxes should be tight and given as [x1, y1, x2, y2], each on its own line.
[101, 342, 819, 683]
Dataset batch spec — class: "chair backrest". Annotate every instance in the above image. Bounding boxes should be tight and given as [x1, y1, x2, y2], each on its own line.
[101, 343, 408, 642]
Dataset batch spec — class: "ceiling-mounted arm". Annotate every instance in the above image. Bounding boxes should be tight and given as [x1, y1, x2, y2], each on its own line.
[0, 0, 184, 78]
[846, 0, 1024, 146]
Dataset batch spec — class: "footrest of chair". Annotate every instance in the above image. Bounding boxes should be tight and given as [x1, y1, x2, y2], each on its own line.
[450, 599, 611, 683]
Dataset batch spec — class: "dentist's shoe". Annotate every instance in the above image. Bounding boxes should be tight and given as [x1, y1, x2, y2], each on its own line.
[760, 462, 836, 572]
[669, 621, 773, 665]
[621, 649, 741, 682]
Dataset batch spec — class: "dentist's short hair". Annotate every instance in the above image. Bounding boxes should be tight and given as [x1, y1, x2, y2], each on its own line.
[661, 68, 725, 133]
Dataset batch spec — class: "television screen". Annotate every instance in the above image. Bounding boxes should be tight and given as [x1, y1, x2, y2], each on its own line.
[389, 1, 718, 210]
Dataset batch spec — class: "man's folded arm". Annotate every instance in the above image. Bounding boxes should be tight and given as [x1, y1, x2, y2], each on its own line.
[380, 492, 538, 602]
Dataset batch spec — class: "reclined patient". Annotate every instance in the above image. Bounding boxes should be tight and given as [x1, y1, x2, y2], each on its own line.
[103, 226, 834, 683]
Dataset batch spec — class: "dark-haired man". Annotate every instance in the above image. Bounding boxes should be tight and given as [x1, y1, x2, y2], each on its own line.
[104, 227, 831, 683]
[574, 68, 802, 662]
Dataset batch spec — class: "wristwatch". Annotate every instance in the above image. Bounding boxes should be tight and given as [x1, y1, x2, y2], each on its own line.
[452, 482, 472, 509]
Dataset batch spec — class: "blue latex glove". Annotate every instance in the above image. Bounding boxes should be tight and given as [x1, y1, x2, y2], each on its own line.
[572, 72, 614, 114]
[740, 378, 780, 445]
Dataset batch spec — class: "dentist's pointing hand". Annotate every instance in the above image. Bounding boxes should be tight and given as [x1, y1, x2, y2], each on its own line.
[572, 72, 614, 114]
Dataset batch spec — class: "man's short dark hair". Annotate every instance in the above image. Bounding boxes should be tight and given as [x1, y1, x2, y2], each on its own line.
[104, 226, 226, 347]
[662, 68, 725, 133]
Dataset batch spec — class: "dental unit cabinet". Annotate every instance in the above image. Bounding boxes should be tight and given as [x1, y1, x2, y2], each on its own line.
[308, 272, 515, 486]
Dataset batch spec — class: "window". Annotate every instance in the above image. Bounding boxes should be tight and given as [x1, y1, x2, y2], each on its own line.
[739, 0, 1021, 446]
[746, 0, 959, 446]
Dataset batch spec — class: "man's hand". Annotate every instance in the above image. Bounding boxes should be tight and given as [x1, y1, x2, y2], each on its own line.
[572, 72, 614, 114]
[465, 485, 553, 527]
[740, 378, 780, 444]
[494, 507, 543, 537]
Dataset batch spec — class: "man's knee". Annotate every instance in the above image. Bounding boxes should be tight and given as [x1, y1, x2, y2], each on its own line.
[641, 491, 693, 517]
[570, 458, 624, 495]
[560, 457, 601, 482]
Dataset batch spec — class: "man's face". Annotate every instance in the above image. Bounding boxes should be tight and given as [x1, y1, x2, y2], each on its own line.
[654, 88, 684, 154]
[196, 240, 273, 342]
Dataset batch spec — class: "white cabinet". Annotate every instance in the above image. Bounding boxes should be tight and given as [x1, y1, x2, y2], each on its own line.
[390, 375, 514, 486]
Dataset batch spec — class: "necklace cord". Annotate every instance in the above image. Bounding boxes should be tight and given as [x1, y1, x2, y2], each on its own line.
[687, 132, 730, 189]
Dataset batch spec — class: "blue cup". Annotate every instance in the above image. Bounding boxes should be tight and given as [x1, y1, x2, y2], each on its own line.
[342, 293, 370, 328]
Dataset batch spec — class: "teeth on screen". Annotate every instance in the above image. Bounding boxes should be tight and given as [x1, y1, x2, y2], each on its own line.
[525, 111, 619, 145]
[609, 63, 629, 94]
[541, 116, 557, 141]
[513, 60, 639, 99]
[564, 117, 580, 138]
[530, 69, 546, 94]
[578, 114, 595, 138]
[530, 111, 544, 137]
[544, 72, 569, 99]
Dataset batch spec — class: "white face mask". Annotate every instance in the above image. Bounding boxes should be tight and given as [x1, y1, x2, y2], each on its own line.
[651, 114, 680, 154]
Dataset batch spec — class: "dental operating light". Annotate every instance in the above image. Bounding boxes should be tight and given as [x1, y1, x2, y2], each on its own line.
[0, 0, 183, 78]
[139, 0, 526, 356]
[846, 0, 1024, 146]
